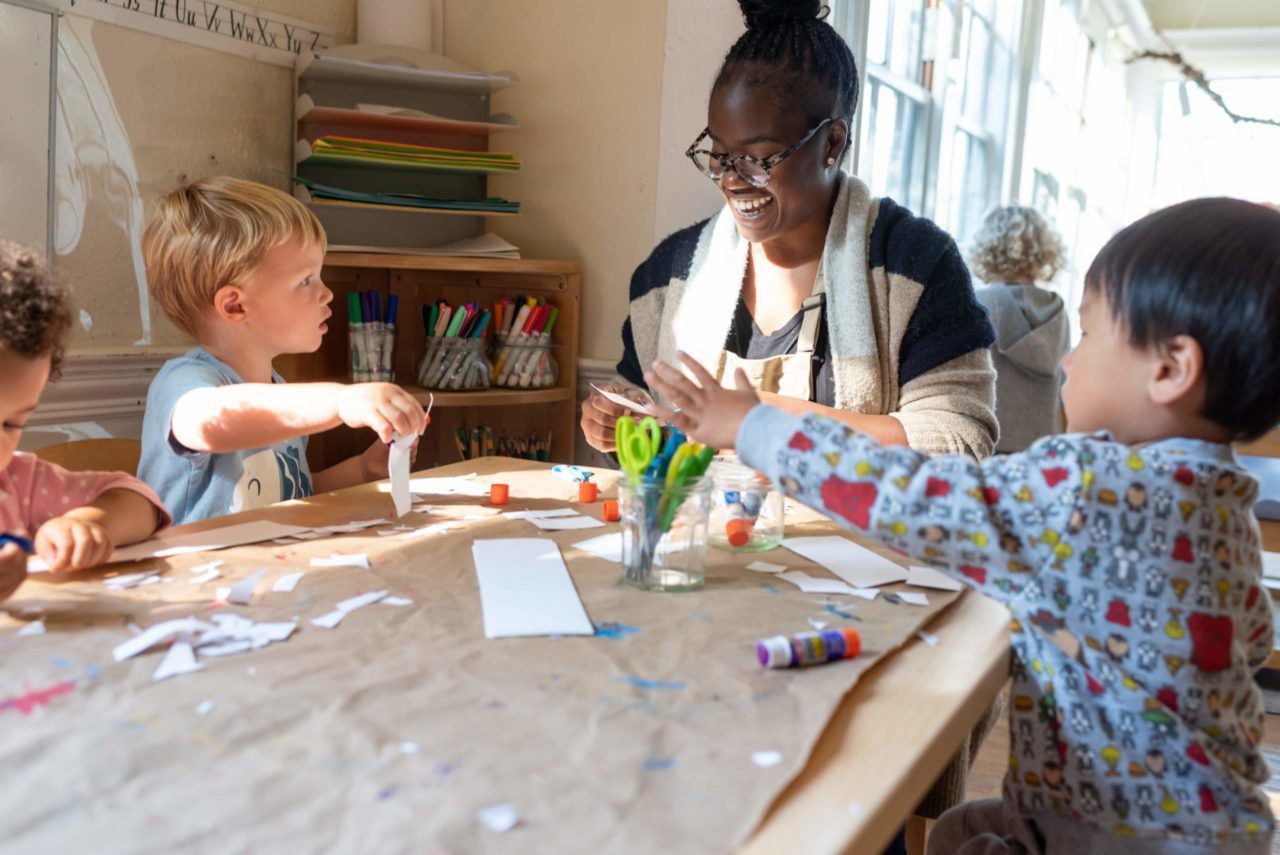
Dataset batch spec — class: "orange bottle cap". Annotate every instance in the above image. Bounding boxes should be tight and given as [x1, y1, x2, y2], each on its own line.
[602, 499, 620, 522]
[578, 481, 598, 503]
[489, 483, 510, 505]
[726, 518, 751, 547]
[840, 627, 862, 658]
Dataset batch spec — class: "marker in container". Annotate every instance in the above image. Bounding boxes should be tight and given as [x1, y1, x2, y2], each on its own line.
[724, 489, 763, 547]
[757, 628, 861, 669]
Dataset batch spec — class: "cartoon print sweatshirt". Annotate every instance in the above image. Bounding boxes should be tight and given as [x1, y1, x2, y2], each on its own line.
[735, 405, 1274, 847]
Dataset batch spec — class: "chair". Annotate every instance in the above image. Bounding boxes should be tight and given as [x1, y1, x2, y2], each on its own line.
[35, 438, 142, 475]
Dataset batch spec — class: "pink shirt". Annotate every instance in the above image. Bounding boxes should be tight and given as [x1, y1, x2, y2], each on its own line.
[0, 451, 170, 537]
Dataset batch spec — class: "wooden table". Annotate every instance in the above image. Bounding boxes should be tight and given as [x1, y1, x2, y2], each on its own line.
[6, 458, 1010, 854]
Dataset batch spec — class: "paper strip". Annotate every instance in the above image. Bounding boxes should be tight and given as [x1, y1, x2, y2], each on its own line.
[528, 515, 605, 531]
[502, 508, 579, 520]
[272, 572, 305, 593]
[472, 539, 594, 638]
[591, 384, 655, 416]
[745, 561, 787, 573]
[784, 536, 909, 588]
[906, 565, 963, 592]
[31, 520, 314, 570]
[310, 554, 371, 569]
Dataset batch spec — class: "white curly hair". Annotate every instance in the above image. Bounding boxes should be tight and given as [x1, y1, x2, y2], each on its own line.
[967, 205, 1066, 285]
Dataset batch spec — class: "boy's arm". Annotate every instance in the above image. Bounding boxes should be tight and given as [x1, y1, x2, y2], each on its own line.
[172, 381, 425, 454]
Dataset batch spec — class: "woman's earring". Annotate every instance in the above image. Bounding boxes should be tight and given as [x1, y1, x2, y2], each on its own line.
[827, 157, 836, 166]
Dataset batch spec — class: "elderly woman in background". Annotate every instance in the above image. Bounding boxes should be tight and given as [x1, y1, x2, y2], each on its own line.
[970, 205, 1070, 453]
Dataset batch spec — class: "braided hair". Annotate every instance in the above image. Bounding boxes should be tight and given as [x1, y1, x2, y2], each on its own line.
[714, 0, 859, 126]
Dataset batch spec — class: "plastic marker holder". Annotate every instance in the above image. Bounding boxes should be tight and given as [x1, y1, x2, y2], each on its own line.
[758, 628, 861, 669]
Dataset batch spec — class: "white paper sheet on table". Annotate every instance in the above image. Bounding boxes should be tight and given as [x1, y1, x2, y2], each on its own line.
[310, 554, 371, 569]
[399, 473, 485, 497]
[590, 384, 655, 416]
[745, 560, 788, 573]
[896, 591, 930, 606]
[502, 508, 579, 521]
[472, 539, 594, 638]
[906, 565, 963, 592]
[29, 520, 314, 571]
[527, 515, 604, 531]
[572, 533, 623, 563]
[784, 535, 909, 588]
[776, 570, 857, 596]
[389, 433, 414, 518]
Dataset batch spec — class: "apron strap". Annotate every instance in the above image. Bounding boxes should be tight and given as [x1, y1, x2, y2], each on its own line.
[797, 294, 823, 356]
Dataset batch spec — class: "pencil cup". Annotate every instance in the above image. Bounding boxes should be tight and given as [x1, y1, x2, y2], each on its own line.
[417, 337, 492, 391]
[348, 322, 396, 382]
[709, 459, 784, 553]
[619, 476, 711, 592]
[492, 333, 558, 389]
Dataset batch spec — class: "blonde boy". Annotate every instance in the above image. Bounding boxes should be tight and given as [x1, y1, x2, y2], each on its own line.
[139, 177, 427, 525]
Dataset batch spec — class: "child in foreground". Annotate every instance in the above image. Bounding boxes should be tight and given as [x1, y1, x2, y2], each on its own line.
[647, 198, 1279, 853]
[139, 177, 428, 525]
[0, 242, 168, 601]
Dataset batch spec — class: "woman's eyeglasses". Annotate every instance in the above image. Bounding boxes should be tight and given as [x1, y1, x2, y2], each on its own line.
[685, 118, 835, 188]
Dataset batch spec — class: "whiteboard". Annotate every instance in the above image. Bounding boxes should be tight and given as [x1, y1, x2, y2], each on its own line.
[0, 0, 56, 252]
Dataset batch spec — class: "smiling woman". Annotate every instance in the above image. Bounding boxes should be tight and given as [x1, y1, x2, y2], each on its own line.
[581, 0, 998, 460]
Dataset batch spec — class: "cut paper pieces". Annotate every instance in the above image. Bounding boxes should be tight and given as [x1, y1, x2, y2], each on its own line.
[501, 508, 579, 521]
[225, 569, 267, 605]
[153, 640, 204, 682]
[400, 523, 459, 540]
[403, 473, 485, 496]
[572, 533, 623, 563]
[377, 526, 414, 536]
[752, 750, 783, 768]
[31, 520, 314, 570]
[318, 519, 388, 534]
[784, 536, 909, 588]
[389, 433, 414, 518]
[776, 571, 857, 596]
[189, 560, 225, 575]
[807, 618, 828, 630]
[476, 803, 519, 833]
[113, 618, 217, 662]
[189, 568, 221, 585]
[527, 515, 604, 531]
[195, 700, 214, 716]
[897, 592, 930, 606]
[17, 619, 46, 636]
[114, 614, 298, 668]
[916, 631, 940, 646]
[745, 561, 787, 573]
[473, 539, 594, 638]
[104, 571, 162, 590]
[590, 384, 655, 416]
[906, 565, 963, 592]
[272, 572, 305, 593]
[382, 596, 413, 606]
[309, 589, 389, 629]
[310, 554, 371, 569]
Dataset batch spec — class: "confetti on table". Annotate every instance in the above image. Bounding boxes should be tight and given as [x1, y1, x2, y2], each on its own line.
[310, 554, 371, 569]
[272, 572, 305, 593]
[752, 750, 783, 768]
[17, 619, 46, 636]
[476, 803, 519, 833]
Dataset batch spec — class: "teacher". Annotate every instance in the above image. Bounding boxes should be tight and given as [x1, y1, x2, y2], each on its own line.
[582, 0, 998, 459]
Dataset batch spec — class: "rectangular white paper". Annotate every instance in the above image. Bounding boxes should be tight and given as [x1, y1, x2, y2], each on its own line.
[784, 536, 910, 588]
[745, 561, 788, 573]
[404, 473, 485, 496]
[310, 554, 371, 569]
[501, 508, 579, 521]
[336, 590, 388, 612]
[472, 539, 593, 638]
[528, 515, 605, 531]
[272, 572, 305, 593]
[572, 533, 623, 563]
[309, 610, 346, 629]
[381, 596, 413, 606]
[31, 520, 314, 571]
[389, 433, 415, 518]
[776, 570, 857, 596]
[906, 565, 963, 592]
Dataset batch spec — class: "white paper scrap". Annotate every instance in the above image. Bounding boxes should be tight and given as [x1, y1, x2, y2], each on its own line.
[477, 803, 519, 833]
[199, 640, 254, 657]
[152, 640, 204, 682]
[807, 618, 828, 630]
[113, 618, 217, 662]
[195, 700, 214, 716]
[916, 631, 940, 646]
[528, 514, 605, 531]
[17, 619, 46, 636]
[906, 565, 963, 592]
[225, 569, 267, 605]
[591, 383, 655, 416]
[377, 526, 414, 536]
[309, 610, 346, 630]
[399, 741, 421, 754]
[752, 750, 783, 768]
[292, 530, 327, 540]
[381, 596, 413, 606]
[400, 524, 451, 540]
[215, 586, 231, 601]
[776, 571, 856, 596]
[272, 572, 305, 593]
[745, 561, 788, 573]
[337, 590, 389, 612]
[104, 571, 161, 589]
[897, 591, 930, 606]
[32, 520, 315, 570]
[189, 568, 221, 585]
[389, 433, 414, 518]
[572, 533, 623, 563]
[501, 508, 579, 521]
[404, 473, 484, 497]
[473, 539, 594, 638]
[784, 536, 909, 588]
[310, 553, 371, 569]
[272, 537, 300, 545]
[189, 560, 225, 575]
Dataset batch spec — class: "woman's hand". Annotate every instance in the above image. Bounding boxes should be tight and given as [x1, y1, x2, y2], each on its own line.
[580, 385, 652, 452]
[645, 352, 761, 450]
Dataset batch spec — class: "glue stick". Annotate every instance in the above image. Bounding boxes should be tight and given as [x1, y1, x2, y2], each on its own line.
[757, 628, 861, 669]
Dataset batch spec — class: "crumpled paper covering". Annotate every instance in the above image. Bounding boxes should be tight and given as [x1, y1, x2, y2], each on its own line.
[0, 460, 957, 853]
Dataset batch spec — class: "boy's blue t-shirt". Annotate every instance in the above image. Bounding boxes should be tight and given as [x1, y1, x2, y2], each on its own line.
[139, 347, 313, 526]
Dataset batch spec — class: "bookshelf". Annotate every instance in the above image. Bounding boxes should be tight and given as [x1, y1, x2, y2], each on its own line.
[276, 252, 580, 471]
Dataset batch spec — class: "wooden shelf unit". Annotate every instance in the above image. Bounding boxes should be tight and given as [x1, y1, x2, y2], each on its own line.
[277, 252, 580, 471]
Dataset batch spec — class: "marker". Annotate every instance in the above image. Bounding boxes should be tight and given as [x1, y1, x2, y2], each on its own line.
[757, 628, 861, 669]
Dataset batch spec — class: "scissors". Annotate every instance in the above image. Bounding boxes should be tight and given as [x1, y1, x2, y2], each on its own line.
[616, 415, 662, 480]
[552, 464, 594, 483]
[0, 533, 34, 553]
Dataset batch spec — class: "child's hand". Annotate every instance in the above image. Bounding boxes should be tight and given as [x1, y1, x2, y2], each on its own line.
[35, 516, 113, 572]
[358, 434, 419, 482]
[0, 543, 27, 600]
[338, 383, 429, 443]
[645, 351, 760, 449]
[581, 385, 653, 452]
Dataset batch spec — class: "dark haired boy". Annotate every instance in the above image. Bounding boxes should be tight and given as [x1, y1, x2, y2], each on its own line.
[647, 197, 1280, 853]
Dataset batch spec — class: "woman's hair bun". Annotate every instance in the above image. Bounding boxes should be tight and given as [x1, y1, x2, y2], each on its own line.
[738, 0, 826, 30]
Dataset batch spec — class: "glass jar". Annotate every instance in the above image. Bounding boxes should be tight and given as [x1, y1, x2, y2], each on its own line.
[417, 337, 492, 390]
[618, 475, 711, 592]
[708, 458, 785, 553]
[349, 321, 396, 382]
[492, 333, 559, 389]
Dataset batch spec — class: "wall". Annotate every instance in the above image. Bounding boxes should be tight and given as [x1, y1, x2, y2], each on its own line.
[441, 0, 669, 362]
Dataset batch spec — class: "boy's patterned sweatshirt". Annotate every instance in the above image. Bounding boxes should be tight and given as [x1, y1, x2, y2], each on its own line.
[735, 405, 1274, 848]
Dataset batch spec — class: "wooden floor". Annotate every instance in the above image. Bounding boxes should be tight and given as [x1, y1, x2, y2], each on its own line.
[961, 691, 1280, 853]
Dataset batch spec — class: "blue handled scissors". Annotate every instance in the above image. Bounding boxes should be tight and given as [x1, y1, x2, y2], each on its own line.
[552, 464, 594, 483]
[616, 415, 662, 480]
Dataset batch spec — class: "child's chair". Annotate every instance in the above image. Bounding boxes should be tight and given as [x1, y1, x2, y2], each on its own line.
[35, 438, 142, 476]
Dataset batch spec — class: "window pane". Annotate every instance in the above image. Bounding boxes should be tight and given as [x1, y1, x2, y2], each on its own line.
[865, 0, 926, 81]
[859, 78, 927, 210]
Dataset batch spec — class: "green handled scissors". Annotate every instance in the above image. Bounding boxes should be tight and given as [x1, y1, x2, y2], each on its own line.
[616, 415, 663, 480]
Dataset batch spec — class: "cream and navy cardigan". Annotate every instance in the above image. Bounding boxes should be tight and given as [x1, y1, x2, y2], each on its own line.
[614, 173, 1000, 458]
